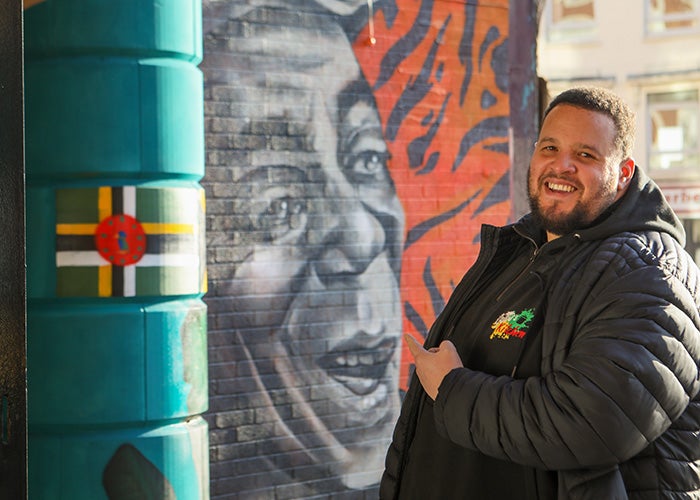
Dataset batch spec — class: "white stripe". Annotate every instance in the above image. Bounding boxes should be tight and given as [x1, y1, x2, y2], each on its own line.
[123, 186, 136, 216]
[56, 251, 198, 268]
[123, 264, 136, 297]
[137, 254, 200, 267]
[57, 251, 107, 266]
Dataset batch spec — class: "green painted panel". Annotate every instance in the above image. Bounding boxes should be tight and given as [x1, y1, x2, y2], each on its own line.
[139, 59, 205, 178]
[24, 0, 202, 62]
[56, 267, 101, 296]
[24, 59, 203, 180]
[145, 300, 208, 419]
[26, 187, 56, 298]
[27, 303, 146, 425]
[55, 188, 100, 222]
[24, 59, 141, 180]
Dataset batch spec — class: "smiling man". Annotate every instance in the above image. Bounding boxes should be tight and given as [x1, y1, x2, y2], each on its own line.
[381, 87, 700, 499]
[528, 95, 635, 241]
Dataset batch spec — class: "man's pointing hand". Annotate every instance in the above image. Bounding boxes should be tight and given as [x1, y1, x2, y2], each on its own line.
[404, 334, 464, 400]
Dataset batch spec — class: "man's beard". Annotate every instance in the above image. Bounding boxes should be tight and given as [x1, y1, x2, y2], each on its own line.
[527, 171, 618, 237]
[527, 193, 593, 236]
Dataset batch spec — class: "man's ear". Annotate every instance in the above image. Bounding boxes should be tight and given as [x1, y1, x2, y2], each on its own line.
[617, 158, 635, 192]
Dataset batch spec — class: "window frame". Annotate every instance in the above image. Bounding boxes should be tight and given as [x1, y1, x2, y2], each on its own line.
[645, 85, 700, 180]
[544, 0, 598, 44]
[645, 0, 700, 37]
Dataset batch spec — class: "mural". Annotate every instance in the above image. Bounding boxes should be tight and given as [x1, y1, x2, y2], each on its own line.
[202, 0, 511, 497]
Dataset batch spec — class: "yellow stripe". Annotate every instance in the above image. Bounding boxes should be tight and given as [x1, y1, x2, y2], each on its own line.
[98, 186, 112, 222]
[56, 223, 98, 235]
[57, 222, 193, 235]
[142, 223, 194, 234]
[98, 265, 112, 297]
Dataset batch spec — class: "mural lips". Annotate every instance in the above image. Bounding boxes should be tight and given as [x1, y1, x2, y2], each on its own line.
[318, 337, 397, 397]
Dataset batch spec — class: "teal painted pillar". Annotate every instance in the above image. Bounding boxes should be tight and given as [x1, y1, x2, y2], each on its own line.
[23, 1, 209, 498]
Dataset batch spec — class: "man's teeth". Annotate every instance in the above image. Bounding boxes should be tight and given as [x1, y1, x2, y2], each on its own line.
[548, 182, 574, 192]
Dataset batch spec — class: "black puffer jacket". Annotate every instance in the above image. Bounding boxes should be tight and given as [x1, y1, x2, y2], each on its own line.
[381, 168, 700, 500]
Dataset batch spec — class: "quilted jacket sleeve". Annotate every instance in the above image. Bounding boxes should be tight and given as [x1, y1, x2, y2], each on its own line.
[379, 382, 416, 499]
[432, 234, 700, 471]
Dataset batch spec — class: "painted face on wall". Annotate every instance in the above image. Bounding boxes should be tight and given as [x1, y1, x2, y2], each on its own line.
[527, 104, 634, 239]
[206, 14, 404, 490]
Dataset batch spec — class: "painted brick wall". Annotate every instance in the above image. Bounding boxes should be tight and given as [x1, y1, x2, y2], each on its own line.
[201, 0, 514, 497]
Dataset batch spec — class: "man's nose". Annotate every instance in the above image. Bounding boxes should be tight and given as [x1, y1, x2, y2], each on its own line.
[313, 200, 386, 280]
[552, 151, 577, 173]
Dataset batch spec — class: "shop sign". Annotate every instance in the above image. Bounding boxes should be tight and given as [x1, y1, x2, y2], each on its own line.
[659, 184, 700, 217]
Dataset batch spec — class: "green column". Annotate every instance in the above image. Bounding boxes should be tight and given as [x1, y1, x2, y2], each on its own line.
[24, 1, 208, 498]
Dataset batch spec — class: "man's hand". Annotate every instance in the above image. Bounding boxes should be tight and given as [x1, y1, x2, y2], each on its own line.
[405, 334, 463, 400]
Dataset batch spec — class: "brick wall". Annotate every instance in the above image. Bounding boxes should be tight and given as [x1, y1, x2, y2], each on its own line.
[201, 0, 514, 497]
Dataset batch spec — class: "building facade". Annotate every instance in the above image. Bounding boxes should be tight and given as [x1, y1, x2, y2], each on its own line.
[538, 0, 700, 263]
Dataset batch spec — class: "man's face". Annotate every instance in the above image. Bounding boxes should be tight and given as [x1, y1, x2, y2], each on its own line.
[528, 104, 632, 239]
[220, 23, 404, 487]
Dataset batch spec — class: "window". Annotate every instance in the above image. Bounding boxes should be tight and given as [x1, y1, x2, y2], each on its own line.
[646, 0, 700, 35]
[683, 218, 700, 265]
[647, 89, 700, 176]
[546, 0, 597, 43]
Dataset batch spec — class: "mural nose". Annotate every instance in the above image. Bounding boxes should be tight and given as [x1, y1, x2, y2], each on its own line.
[315, 204, 386, 279]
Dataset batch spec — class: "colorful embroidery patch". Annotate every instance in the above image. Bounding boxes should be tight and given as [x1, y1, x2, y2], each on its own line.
[55, 186, 206, 297]
[490, 309, 535, 340]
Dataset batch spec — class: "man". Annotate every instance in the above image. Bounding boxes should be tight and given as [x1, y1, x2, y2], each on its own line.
[202, 3, 405, 495]
[380, 87, 700, 499]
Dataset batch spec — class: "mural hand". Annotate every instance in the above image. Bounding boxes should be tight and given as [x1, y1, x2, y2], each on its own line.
[404, 335, 463, 401]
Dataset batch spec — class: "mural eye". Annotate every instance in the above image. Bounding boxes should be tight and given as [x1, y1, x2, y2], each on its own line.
[255, 196, 307, 242]
[344, 150, 391, 180]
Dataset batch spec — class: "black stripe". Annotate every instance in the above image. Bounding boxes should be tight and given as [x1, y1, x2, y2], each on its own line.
[112, 265, 123, 296]
[112, 186, 123, 215]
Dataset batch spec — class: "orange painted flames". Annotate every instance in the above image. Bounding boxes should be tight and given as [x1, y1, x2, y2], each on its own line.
[353, 0, 512, 389]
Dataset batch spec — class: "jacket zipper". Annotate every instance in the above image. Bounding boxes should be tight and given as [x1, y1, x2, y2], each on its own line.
[498, 229, 541, 377]
[495, 233, 540, 302]
[507, 231, 573, 377]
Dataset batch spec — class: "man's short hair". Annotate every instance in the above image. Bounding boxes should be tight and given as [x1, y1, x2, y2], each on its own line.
[543, 87, 636, 159]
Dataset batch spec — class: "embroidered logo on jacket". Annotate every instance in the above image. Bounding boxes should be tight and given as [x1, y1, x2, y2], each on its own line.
[490, 309, 535, 340]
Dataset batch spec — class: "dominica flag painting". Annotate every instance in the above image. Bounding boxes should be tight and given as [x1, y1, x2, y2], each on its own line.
[56, 186, 206, 297]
